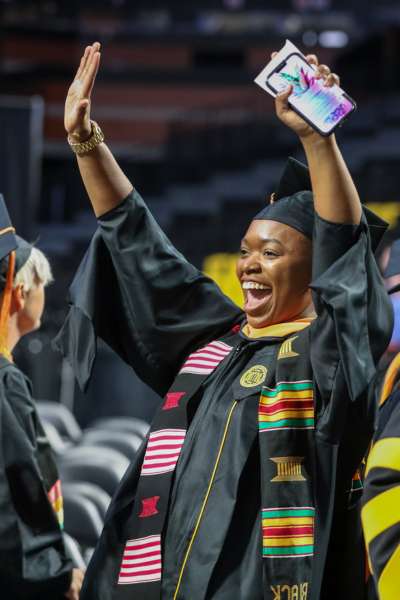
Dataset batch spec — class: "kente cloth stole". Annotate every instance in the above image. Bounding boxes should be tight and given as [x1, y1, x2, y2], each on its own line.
[259, 328, 315, 599]
[36, 421, 65, 528]
[113, 325, 316, 599]
[112, 328, 241, 599]
[48, 479, 64, 528]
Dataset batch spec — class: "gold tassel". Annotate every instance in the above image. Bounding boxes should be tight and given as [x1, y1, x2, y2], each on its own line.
[379, 352, 400, 407]
[0, 251, 15, 362]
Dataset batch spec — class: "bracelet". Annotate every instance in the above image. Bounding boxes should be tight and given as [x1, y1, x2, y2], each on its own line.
[67, 121, 104, 155]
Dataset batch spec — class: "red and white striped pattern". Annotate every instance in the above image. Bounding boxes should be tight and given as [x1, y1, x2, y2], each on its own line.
[141, 429, 186, 476]
[118, 534, 162, 585]
[179, 340, 233, 375]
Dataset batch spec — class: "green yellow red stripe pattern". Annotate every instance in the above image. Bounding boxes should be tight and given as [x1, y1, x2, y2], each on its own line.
[259, 380, 314, 432]
[351, 469, 363, 492]
[48, 479, 64, 529]
[262, 507, 315, 558]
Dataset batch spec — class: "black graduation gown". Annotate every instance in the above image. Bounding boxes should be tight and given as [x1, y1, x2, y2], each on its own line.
[362, 370, 400, 599]
[0, 356, 72, 598]
[56, 190, 393, 600]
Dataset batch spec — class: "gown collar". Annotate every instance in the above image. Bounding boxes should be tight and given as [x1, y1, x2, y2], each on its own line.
[241, 317, 315, 340]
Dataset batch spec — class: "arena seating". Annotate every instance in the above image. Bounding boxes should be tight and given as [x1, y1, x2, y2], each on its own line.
[38, 400, 149, 562]
[63, 532, 87, 570]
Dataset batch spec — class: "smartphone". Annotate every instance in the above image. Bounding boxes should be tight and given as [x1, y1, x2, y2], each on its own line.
[266, 52, 356, 136]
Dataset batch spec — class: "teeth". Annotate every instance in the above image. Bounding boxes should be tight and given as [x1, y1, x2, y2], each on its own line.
[242, 281, 269, 290]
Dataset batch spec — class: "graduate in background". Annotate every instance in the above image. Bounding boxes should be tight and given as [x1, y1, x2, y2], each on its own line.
[57, 43, 393, 599]
[362, 240, 400, 600]
[0, 194, 84, 599]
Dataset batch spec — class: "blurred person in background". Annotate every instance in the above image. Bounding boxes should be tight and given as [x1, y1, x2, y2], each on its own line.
[381, 241, 400, 354]
[0, 195, 84, 599]
[57, 43, 392, 599]
[362, 240, 400, 600]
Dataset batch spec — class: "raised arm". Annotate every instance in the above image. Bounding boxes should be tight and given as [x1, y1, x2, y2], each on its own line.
[59, 43, 243, 392]
[64, 42, 132, 216]
[271, 52, 392, 405]
[274, 54, 362, 225]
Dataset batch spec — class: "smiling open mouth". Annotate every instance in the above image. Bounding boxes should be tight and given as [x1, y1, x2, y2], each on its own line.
[242, 282, 272, 313]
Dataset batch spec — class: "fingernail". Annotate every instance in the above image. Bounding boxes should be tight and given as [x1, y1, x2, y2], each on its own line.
[279, 84, 291, 95]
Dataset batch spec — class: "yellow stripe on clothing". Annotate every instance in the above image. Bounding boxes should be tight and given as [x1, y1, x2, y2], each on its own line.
[242, 318, 314, 340]
[378, 542, 400, 600]
[260, 390, 312, 402]
[52, 496, 64, 514]
[361, 486, 400, 547]
[262, 517, 313, 527]
[259, 410, 314, 422]
[380, 352, 400, 407]
[365, 438, 400, 478]
[263, 536, 314, 547]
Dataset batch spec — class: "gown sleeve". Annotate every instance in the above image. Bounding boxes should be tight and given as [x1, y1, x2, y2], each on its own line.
[55, 189, 243, 395]
[310, 211, 393, 408]
[0, 366, 72, 599]
[307, 211, 393, 598]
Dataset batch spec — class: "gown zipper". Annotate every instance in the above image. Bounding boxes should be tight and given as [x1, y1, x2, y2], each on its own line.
[172, 400, 239, 600]
[169, 340, 245, 513]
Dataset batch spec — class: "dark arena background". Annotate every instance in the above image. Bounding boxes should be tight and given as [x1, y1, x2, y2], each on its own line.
[1, 0, 400, 564]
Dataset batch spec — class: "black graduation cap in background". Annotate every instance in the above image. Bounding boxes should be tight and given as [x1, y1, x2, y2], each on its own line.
[0, 194, 19, 359]
[254, 157, 388, 252]
[0, 195, 32, 288]
[0, 193, 18, 261]
[0, 194, 34, 360]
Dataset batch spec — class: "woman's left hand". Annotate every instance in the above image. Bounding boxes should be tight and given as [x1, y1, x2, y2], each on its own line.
[273, 53, 340, 140]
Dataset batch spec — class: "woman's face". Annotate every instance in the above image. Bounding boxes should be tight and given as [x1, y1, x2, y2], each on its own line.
[18, 282, 45, 335]
[236, 219, 313, 329]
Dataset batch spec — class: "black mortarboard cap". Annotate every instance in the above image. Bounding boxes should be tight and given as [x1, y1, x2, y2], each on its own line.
[14, 235, 33, 273]
[0, 235, 33, 290]
[0, 195, 32, 289]
[0, 194, 18, 260]
[254, 158, 314, 239]
[0, 195, 33, 361]
[254, 157, 388, 251]
[275, 156, 312, 201]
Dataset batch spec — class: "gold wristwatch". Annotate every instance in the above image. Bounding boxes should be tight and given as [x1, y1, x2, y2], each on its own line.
[68, 120, 104, 155]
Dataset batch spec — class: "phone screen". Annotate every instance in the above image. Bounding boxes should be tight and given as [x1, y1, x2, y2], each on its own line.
[267, 54, 354, 134]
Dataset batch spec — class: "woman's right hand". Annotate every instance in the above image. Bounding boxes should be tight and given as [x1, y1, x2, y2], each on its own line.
[64, 42, 101, 141]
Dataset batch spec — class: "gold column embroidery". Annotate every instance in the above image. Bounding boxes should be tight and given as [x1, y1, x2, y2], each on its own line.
[270, 456, 305, 482]
[278, 336, 299, 359]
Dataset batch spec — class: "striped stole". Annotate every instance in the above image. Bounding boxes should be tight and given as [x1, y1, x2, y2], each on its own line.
[48, 479, 64, 528]
[258, 329, 315, 595]
[113, 333, 238, 599]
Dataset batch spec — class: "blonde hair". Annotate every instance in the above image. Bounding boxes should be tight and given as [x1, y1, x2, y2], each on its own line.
[14, 247, 53, 291]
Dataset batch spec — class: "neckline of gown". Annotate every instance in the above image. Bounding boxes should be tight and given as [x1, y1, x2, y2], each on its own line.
[241, 317, 315, 340]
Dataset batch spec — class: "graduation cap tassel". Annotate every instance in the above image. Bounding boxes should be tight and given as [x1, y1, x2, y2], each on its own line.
[379, 351, 400, 408]
[0, 251, 16, 361]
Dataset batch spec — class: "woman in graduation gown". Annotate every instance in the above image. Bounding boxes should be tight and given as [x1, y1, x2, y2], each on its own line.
[0, 197, 84, 599]
[57, 43, 393, 600]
